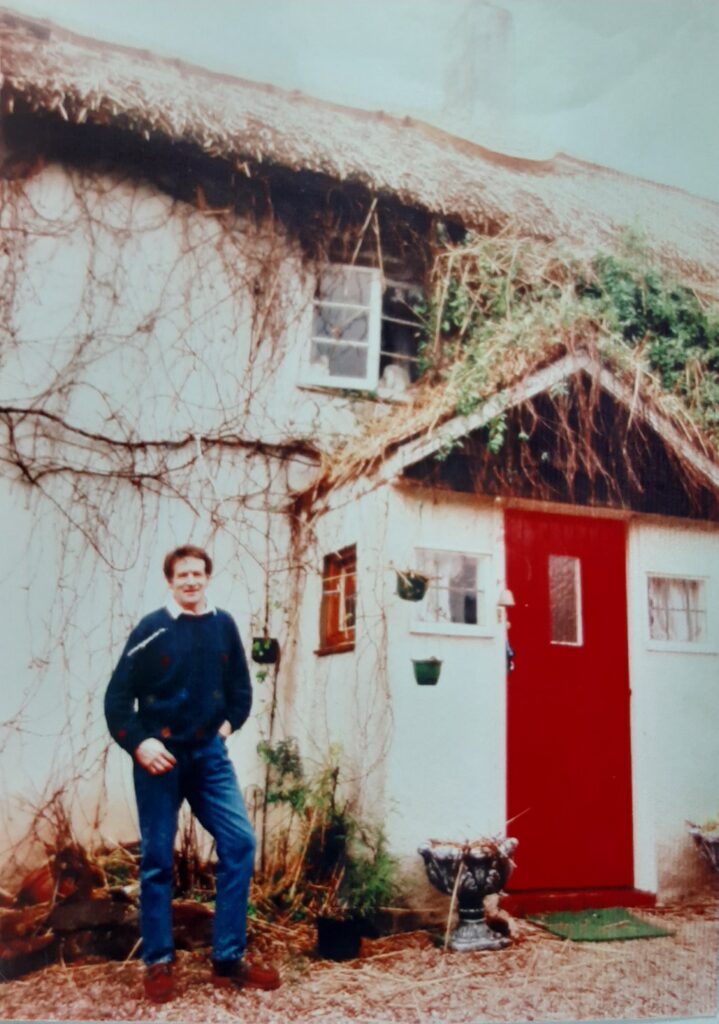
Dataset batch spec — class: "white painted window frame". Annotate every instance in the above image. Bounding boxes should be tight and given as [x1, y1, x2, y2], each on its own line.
[410, 546, 494, 638]
[304, 265, 382, 390]
[645, 571, 716, 654]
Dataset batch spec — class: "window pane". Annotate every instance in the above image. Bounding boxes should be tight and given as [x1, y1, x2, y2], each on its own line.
[312, 304, 369, 344]
[648, 576, 707, 643]
[549, 555, 581, 645]
[310, 337, 369, 379]
[320, 546, 357, 651]
[311, 267, 373, 382]
[317, 266, 373, 305]
[416, 550, 484, 627]
[379, 281, 423, 386]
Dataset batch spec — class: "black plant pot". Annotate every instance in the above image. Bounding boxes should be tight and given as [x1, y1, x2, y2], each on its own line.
[251, 637, 280, 664]
[396, 571, 429, 602]
[316, 915, 363, 961]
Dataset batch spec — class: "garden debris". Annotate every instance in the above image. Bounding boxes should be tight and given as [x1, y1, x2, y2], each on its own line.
[687, 817, 719, 871]
[484, 892, 520, 939]
[0, 896, 716, 1021]
[16, 845, 106, 906]
[0, 835, 224, 980]
[48, 899, 135, 932]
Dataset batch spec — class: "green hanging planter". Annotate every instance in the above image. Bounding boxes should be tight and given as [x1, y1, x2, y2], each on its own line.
[412, 657, 442, 685]
[251, 636, 280, 664]
[396, 570, 429, 602]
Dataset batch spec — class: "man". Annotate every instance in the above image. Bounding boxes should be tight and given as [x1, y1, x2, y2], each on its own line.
[105, 545, 280, 1003]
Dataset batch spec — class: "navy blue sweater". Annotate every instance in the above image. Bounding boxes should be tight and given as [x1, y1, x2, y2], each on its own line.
[105, 607, 252, 756]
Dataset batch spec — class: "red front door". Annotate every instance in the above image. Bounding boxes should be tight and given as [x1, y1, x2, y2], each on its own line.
[505, 509, 634, 891]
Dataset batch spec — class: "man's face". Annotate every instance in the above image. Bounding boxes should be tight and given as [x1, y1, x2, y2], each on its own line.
[168, 556, 209, 613]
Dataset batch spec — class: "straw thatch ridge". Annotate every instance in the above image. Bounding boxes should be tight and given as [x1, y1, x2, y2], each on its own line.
[2, 7, 719, 295]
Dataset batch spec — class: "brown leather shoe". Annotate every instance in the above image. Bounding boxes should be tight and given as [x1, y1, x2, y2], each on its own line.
[144, 962, 175, 1003]
[212, 957, 281, 991]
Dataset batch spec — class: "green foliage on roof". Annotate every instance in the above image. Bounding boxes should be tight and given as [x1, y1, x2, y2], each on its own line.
[416, 230, 719, 448]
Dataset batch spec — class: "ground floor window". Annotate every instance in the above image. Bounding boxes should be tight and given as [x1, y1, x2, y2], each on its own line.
[318, 545, 356, 654]
[647, 574, 707, 644]
[412, 549, 491, 635]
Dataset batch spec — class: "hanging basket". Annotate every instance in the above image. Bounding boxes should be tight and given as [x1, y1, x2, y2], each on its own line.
[396, 570, 429, 602]
[412, 657, 442, 685]
[251, 637, 280, 665]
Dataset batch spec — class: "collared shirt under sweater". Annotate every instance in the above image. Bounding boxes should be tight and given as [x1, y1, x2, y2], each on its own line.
[104, 601, 252, 756]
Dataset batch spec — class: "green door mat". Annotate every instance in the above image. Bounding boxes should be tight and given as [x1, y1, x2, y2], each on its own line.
[527, 907, 674, 942]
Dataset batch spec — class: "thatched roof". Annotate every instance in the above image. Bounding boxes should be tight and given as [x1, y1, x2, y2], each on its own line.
[2, 7, 719, 294]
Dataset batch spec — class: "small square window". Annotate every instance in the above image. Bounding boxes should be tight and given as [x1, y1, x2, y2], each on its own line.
[413, 549, 490, 635]
[319, 545, 356, 654]
[648, 575, 707, 644]
[307, 266, 422, 392]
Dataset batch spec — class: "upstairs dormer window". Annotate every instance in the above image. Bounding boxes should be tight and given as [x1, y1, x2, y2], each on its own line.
[307, 265, 423, 393]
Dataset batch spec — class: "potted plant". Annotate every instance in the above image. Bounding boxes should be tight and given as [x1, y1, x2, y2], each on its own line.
[315, 910, 364, 961]
[412, 657, 442, 685]
[251, 636, 280, 665]
[396, 569, 429, 602]
[316, 826, 401, 961]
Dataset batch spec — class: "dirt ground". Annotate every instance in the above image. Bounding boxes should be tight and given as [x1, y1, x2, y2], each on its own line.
[1, 898, 717, 1024]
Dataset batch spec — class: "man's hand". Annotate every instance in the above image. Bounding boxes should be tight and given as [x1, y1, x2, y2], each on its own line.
[218, 720, 232, 740]
[135, 737, 177, 775]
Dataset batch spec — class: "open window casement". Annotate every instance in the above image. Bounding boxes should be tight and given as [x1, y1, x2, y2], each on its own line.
[378, 280, 424, 394]
[307, 265, 422, 392]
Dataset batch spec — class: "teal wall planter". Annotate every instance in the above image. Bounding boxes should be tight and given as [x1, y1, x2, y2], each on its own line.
[412, 658, 442, 685]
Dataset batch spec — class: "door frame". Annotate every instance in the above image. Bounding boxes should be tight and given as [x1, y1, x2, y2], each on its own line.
[500, 503, 657, 899]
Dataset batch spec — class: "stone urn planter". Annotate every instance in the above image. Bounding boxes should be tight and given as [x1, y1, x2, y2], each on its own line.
[418, 837, 518, 951]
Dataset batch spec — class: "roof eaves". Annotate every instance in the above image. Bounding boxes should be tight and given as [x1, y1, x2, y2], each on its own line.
[382, 351, 719, 494]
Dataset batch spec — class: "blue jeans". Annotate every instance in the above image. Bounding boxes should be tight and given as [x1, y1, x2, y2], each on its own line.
[133, 735, 256, 966]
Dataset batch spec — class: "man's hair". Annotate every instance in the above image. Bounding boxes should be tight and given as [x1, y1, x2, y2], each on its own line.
[163, 545, 213, 581]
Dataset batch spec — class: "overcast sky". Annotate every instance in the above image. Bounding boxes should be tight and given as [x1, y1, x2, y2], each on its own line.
[6, 0, 719, 202]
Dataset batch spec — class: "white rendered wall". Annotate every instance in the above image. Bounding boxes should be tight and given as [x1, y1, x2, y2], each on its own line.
[382, 488, 508, 858]
[0, 457, 294, 869]
[287, 483, 509, 870]
[0, 166, 372, 446]
[0, 165, 368, 873]
[281, 485, 394, 816]
[627, 520, 719, 896]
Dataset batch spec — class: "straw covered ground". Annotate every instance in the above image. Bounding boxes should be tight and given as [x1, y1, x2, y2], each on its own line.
[2, 897, 716, 1024]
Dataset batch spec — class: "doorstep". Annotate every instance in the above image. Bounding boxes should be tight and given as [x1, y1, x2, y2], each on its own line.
[503, 888, 656, 917]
